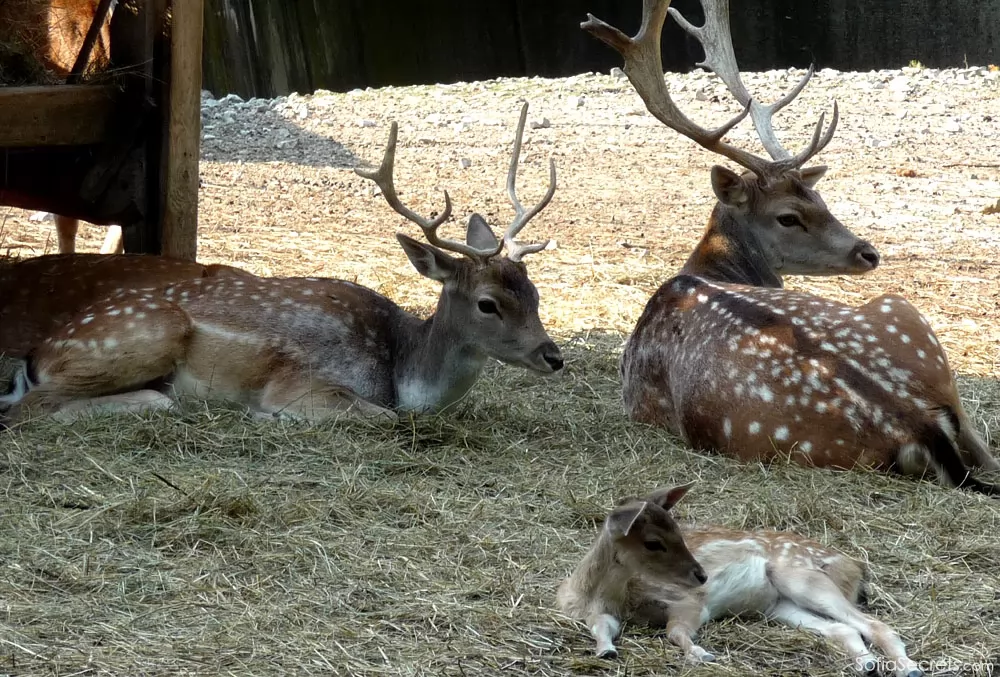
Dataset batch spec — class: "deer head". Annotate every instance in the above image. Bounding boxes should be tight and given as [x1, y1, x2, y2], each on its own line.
[355, 103, 563, 374]
[604, 483, 707, 588]
[583, 0, 880, 282]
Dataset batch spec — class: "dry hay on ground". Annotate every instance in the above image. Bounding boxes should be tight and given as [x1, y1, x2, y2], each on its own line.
[0, 0, 111, 85]
[2, 68, 1000, 675]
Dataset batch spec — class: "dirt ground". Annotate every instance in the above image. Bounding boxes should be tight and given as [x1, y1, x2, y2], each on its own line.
[2, 64, 1000, 676]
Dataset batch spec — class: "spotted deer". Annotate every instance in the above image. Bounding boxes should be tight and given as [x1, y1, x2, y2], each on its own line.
[557, 484, 923, 677]
[582, 0, 1000, 495]
[0, 103, 563, 426]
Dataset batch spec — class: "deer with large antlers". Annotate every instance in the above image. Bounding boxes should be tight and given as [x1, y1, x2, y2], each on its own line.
[0, 103, 563, 425]
[558, 484, 923, 676]
[583, 0, 1000, 495]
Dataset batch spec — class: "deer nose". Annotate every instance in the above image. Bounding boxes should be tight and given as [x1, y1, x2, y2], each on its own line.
[539, 341, 564, 371]
[854, 242, 880, 270]
[693, 566, 708, 585]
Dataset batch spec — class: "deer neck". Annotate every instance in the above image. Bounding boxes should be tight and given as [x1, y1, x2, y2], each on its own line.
[679, 205, 783, 288]
[565, 530, 632, 612]
[393, 292, 488, 413]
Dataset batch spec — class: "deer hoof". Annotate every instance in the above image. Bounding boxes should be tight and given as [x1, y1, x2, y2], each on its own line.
[860, 658, 878, 675]
[596, 647, 618, 659]
[700, 653, 716, 662]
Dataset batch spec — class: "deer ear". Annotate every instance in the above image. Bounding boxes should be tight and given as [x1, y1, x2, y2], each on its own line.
[798, 165, 828, 188]
[650, 482, 695, 511]
[397, 233, 460, 282]
[711, 165, 749, 207]
[466, 213, 499, 250]
[606, 501, 648, 537]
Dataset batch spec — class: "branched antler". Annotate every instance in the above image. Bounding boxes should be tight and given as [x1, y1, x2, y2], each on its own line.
[355, 123, 500, 261]
[503, 102, 556, 262]
[668, 0, 838, 169]
[356, 103, 557, 264]
[582, 0, 838, 179]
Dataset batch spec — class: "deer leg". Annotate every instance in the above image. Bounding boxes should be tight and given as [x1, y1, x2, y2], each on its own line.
[256, 371, 397, 422]
[99, 225, 124, 254]
[768, 600, 878, 674]
[51, 390, 176, 423]
[55, 215, 79, 254]
[586, 612, 621, 658]
[663, 599, 715, 663]
[956, 415, 1000, 472]
[771, 568, 922, 677]
[4, 300, 192, 423]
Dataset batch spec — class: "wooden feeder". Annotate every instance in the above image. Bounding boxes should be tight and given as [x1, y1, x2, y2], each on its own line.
[0, 0, 204, 261]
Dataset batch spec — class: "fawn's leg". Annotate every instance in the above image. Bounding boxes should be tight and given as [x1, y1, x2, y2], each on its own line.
[585, 612, 621, 658]
[768, 599, 878, 674]
[661, 597, 714, 663]
[772, 566, 922, 677]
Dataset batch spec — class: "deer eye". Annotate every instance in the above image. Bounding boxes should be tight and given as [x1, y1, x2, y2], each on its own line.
[777, 214, 803, 228]
[477, 299, 500, 315]
[644, 540, 666, 552]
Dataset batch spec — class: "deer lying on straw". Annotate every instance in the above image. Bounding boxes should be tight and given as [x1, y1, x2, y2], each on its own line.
[0, 104, 563, 425]
[582, 0, 1000, 495]
[557, 484, 923, 677]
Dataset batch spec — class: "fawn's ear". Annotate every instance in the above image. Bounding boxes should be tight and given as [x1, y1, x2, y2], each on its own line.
[466, 213, 499, 250]
[606, 501, 648, 537]
[649, 482, 696, 511]
[397, 233, 460, 282]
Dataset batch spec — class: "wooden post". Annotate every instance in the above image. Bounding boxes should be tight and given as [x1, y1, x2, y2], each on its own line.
[161, 0, 204, 261]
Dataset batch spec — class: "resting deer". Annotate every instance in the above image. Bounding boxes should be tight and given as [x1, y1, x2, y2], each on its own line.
[557, 484, 923, 677]
[0, 103, 563, 425]
[582, 0, 1000, 495]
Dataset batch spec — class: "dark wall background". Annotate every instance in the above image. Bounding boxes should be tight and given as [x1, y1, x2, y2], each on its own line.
[202, 0, 1000, 99]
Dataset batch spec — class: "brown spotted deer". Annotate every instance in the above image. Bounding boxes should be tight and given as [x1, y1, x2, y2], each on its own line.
[557, 484, 923, 677]
[582, 0, 1000, 495]
[0, 103, 563, 425]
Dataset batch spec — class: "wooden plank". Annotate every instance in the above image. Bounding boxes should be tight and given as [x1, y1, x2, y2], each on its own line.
[160, 0, 204, 261]
[0, 85, 118, 147]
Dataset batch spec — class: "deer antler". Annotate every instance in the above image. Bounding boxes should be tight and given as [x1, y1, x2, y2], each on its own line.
[668, 0, 838, 171]
[582, 0, 837, 179]
[355, 123, 502, 261]
[503, 102, 557, 262]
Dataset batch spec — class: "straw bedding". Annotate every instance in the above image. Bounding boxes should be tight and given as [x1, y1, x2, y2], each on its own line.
[2, 66, 999, 675]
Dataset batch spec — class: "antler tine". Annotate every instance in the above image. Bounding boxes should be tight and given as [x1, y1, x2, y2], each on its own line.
[355, 122, 500, 261]
[669, 0, 838, 171]
[503, 102, 557, 263]
[582, 0, 769, 177]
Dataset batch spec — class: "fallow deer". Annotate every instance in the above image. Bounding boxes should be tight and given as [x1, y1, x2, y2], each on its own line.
[0, 103, 563, 425]
[582, 0, 1000, 495]
[557, 484, 923, 677]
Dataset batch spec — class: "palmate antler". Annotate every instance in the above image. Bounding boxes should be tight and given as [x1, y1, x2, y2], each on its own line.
[355, 103, 556, 264]
[581, 0, 838, 180]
